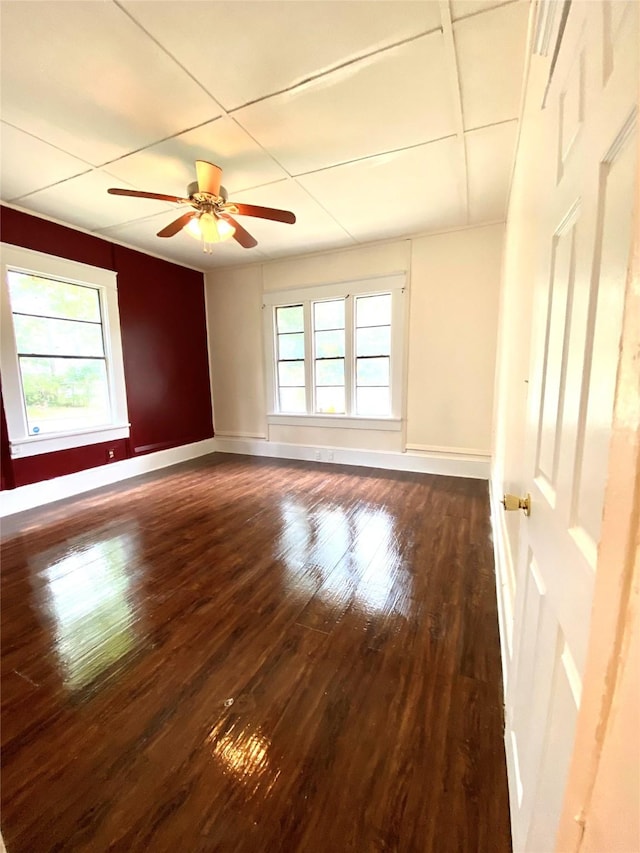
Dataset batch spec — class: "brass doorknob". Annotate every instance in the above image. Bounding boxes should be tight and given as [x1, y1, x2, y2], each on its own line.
[501, 493, 531, 516]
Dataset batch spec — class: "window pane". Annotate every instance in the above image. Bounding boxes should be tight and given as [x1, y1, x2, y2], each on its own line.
[279, 387, 306, 413]
[316, 386, 345, 414]
[356, 325, 391, 357]
[14, 315, 105, 357]
[276, 305, 304, 333]
[278, 360, 305, 387]
[357, 386, 390, 416]
[20, 357, 110, 435]
[7, 272, 101, 321]
[356, 357, 390, 386]
[315, 329, 345, 358]
[356, 294, 391, 328]
[316, 358, 344, 386]
[314, 299, 344, 331]
[278, 332, 304, 360]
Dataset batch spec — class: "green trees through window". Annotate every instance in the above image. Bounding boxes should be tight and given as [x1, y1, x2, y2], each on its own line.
[7, 272, 111, 434]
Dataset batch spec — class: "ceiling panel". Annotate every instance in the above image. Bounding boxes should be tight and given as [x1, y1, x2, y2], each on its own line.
[298, 139, 465, 242]
[0, 1, 222, 167]
[455, 1, 530, 130]
[18, 170, 174, 232]
[104, 117, 288, 200]
[466, 121, 518, 223]
[225, 180, 356, 258]
[121, 1, 442, 111]
[0, 123, 91, 201]
[450, 0, 517, 21]
[234, 32, 456, 176]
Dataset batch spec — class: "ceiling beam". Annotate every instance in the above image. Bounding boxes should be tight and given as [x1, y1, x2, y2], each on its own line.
[439, 0, 470, 224]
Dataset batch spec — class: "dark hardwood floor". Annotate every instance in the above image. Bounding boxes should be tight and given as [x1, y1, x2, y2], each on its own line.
[0, 454, 511, 852]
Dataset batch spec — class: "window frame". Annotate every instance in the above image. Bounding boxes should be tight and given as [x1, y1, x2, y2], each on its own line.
[264, 274, 406, 431]
[1, 244, 130, 458]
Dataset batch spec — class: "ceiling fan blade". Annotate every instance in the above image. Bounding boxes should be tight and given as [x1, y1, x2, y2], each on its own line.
[229, 203, 296, 224]
[222, 215, 258, 249]
[157, 211, 196, 238]
[195, 160, 222, 196]
[108, 187, 189, 204]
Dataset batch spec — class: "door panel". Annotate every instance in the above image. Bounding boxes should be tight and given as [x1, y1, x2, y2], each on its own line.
[526, 642, 580, 851]
[571, 127, 637, 548]
[535, 206, 579, 497]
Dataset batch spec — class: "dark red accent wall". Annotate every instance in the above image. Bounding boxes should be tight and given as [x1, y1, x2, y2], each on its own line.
[1, 205, 214, 489]
[12, 439, 131, 488]
[0, 206, 115, 270]
[113, 245, 212, 455]
[0, 384, 15, 491]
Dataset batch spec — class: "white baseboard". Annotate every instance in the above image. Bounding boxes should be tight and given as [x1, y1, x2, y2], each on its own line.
[405, 442, 491, 457]
[0, 438, 216, 518]
[214, 430, 268, 439]
[212, 436, 491, 479]
[0, 435, 491, 519]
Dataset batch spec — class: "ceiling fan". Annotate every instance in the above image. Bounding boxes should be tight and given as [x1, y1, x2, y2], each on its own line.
[108, 160, 296, 252]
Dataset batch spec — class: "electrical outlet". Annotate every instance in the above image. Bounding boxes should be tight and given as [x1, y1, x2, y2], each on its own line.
[314, 450, 321, 461]
[106, 448, 115, 461]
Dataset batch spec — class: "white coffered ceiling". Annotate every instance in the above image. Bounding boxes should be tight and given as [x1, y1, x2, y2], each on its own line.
[0, 0, 530, 270]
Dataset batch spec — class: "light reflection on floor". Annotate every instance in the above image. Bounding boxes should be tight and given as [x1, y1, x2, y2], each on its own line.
[207, 720, 281, 798]
[277, 498, 412, 617]
[41, 532, 139, 692]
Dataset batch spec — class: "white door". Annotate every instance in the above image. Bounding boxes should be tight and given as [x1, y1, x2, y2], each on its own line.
[505, 2, 638, 850]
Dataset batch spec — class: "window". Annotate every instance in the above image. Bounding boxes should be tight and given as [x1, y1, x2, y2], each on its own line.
[265, 274, 405, 429]
[1, 244, 130, 458]
[355, 293, 391, 416]
[314, 299, 345, 414]
[8, 272, 111, 435]
[275, 304, 305, 413]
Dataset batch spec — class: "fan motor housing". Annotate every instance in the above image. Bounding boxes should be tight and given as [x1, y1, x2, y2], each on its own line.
[188, 181, 228, 202]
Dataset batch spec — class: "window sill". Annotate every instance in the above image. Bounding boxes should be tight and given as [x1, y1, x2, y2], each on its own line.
[267, 414, 402, 431]
[10, 423, 131, 458]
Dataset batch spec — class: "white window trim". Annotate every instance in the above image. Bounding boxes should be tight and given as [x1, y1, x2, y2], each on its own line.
[1, 243, 130, 458]
[263, 273, 407, 430]
[267, 414, 402, 431]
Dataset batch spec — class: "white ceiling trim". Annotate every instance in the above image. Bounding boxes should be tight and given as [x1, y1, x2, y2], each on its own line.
[439, 0, 470, 225]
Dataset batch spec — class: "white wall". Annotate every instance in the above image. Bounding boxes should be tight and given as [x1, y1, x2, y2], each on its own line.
[407, 226, 503, 453]
[205, 224, 503, 473]
[206, 264, 266, 439]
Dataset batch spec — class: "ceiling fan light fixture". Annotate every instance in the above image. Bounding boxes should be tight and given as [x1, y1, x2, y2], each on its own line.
[216, 217, 235, 240]
[185, 212, 235, 252]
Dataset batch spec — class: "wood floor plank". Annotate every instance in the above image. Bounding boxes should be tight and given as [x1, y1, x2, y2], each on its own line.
[0, 454, 510, 852]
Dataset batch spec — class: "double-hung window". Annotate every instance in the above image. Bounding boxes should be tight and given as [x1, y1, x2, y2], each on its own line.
[275, 305, 306, 413]
[265, 274, 405, 429]
[1, 244, 130, 458]
[314, 299, 346, 414]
